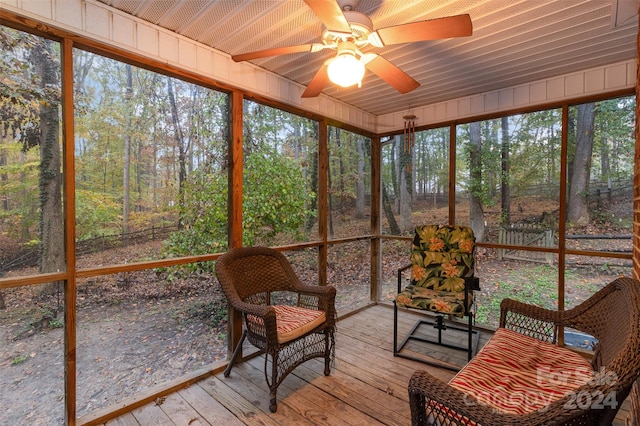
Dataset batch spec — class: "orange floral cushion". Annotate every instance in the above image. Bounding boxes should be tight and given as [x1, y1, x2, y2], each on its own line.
[396, 225, 476, 317]
[396, 286, 467, 317]
[410, 225, 475, 292]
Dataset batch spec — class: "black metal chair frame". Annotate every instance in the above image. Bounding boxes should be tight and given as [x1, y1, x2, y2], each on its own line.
[393, 263, 481, 371]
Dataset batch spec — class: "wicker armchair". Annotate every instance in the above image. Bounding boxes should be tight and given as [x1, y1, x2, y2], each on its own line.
[408, 276, 640, 425]
[394, 225, 480, 369]
[215, 246, 336, 413]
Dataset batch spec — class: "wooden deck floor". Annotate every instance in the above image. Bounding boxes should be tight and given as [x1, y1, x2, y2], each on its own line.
[103, 304, 632, 425]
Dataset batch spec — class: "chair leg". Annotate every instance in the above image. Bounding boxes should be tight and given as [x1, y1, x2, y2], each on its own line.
[393, 302, 398, 355]
[434, 315, 445, 344]
[395, 309, 479, 370]
[268, 351, 279, 413]
[324, 330, 331, 376]
[468, 313, 473, 361]
[224, 329, 247, 377]
[269, 390, 277, 413]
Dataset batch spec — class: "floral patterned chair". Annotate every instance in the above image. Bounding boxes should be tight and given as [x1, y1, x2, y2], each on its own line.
[394, 225, 480, 369]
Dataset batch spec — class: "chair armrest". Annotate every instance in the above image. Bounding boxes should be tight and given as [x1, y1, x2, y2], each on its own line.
[409, 370, 524, 425]
[295, 283, 336, 299]
[227, 300, 278, 343]
[499, 298, 563, 342]
[229, 299, 273, 318]
[397, 263, 412, 292]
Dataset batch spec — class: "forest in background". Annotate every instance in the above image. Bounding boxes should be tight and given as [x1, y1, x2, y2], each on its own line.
[1, 25, 635, 282]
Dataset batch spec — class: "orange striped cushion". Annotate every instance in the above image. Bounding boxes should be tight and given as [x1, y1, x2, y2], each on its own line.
[449, 328, 593, 415]
[247, 305, 324, 344]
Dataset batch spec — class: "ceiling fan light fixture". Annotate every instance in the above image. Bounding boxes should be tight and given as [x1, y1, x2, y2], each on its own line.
[327, 51, 365, 87]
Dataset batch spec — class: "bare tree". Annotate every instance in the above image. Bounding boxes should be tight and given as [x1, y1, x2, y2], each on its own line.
[397, 135, 412, 232]
[122, 64, 133, 235]
[500, 116, 511, 225]
[469, 122, 485, 241]
[355, 137, 365, 219]
[33, 39, 64, 292]
[382, 185, 400, 235]
[567, 103, 595, 226]
[167, 78, 189, 229]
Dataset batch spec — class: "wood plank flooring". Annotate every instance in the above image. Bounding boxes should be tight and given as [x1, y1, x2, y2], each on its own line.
[103, 304, 633, 425]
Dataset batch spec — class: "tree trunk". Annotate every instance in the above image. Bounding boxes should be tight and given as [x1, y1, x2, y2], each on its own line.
[382, 185, 400, 235]
[153, 142, 159, 210]
[122, 64, 133, 235]
[487, 121, 498, 200]
[305, 142, 319, 233]
[392, 141, 399, 213]
[34, 39, 64, 293]
[355, 137, 365, 219]
[469, 122, 485, 241]
[136, 139, 143, 212]
[167, 78, 188, 229]
[398, 135, 413, 232]
[567, 103, 595, 226]
[501, 116, 511, 225]
[600, 135, 610, 188]
[0, 145, 7, 211]
[327, 127, 337, 237]
[338, 134, 346, 211]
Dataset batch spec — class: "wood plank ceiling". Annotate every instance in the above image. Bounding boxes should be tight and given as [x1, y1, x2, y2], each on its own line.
[96, 0, 638, 116]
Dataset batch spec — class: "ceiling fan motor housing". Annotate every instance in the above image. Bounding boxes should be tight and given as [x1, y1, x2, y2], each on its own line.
[343, 10, 373, 37]
[322, 10, 373, 46]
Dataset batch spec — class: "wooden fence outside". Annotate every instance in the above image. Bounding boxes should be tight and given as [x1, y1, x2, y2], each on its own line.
[497, 223, 554, 265]
[0, 225, 177, 275]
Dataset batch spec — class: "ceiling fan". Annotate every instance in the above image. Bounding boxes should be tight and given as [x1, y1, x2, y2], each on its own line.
[231, 0, 473, 98]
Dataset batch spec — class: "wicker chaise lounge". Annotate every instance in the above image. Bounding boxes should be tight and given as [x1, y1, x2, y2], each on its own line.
[408, 276, 640, 425]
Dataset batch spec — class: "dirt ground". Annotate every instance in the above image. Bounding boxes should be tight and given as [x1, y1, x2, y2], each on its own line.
[0, 268, 228, 425]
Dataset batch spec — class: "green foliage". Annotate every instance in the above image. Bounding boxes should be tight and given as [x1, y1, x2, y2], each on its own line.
[476, 264, 560, 326]
[163, 169, 228, 268]
[75, 190, 121, 239]
[127, 211, 176, 231]
[164, 149, 314, 272]
[11, 354, 27, 365]
[243, 150, 315, 246]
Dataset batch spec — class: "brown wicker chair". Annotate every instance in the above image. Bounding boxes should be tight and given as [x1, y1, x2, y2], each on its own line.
[215, 246, 336, 413]
[408, 276, 640, 425]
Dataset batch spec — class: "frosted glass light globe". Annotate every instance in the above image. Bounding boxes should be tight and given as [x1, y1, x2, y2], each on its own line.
[327, 53, 365, 88]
